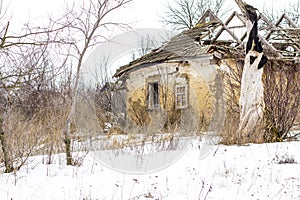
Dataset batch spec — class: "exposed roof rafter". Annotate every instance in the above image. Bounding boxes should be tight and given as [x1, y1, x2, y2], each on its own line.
[114, 10, 300, 78]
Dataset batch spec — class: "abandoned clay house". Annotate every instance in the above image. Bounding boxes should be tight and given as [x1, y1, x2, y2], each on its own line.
[106, 10, 300, 134]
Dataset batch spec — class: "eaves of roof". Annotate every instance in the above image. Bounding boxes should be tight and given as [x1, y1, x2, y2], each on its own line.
[113, 21, 224, 78]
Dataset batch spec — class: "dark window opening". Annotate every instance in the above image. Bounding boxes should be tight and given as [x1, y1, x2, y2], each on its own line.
[148, 82, 159, 109]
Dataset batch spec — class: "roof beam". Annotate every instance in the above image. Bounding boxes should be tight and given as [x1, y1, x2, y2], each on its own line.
[211, 11, 243, 45]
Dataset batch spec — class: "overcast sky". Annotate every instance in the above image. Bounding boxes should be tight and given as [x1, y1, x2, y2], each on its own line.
[5, 0, 297, 30]
[6, 0, 167, 29]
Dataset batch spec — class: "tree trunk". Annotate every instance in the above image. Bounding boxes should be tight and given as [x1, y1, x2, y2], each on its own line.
[64, 130, 72, 165]
[235, 0, 268, 142]
[64, 54, 84, 166]
[0, 118, 13, 173]
[239, 51, 264, 136]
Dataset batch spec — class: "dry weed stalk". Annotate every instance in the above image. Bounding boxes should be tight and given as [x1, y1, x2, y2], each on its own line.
[263, 61, 300, 142]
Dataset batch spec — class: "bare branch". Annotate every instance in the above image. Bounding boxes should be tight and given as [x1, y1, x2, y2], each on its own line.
[59, 0, 132, 165]
[161, 0, 227, 31]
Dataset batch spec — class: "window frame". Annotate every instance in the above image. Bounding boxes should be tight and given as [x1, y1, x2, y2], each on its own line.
[175, 84, 188, 109]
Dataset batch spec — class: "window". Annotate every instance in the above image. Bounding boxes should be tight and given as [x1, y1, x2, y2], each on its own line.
[175, 85, 188, 109]
[148, 82, 159, 109]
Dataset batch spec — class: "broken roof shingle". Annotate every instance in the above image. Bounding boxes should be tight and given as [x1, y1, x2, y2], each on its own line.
[113, 21, 222, 77]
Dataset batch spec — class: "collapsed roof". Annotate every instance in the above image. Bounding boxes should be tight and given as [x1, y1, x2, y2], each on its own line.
[114, 10, 300, 78]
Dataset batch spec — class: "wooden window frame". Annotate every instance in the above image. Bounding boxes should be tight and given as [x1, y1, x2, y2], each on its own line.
[175, 84, 188, 109]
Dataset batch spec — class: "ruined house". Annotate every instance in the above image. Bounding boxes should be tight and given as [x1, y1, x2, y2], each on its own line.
[111, 10, 300, 134]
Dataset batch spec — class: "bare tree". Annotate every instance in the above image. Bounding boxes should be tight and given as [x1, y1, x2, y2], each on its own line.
[0, 47, 64, 172]
[161, 0, 227, 31]
[286, 0, 300, 24]
[55, 0, 132, 165]
[0, 0, 68, 172]
[263, 0, 300, 24]
[0, 0, 133, 169]
[235, 0, 268, 143]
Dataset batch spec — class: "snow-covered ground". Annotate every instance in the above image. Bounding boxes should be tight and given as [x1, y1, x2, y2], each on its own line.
[1, 139, 300, 200]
